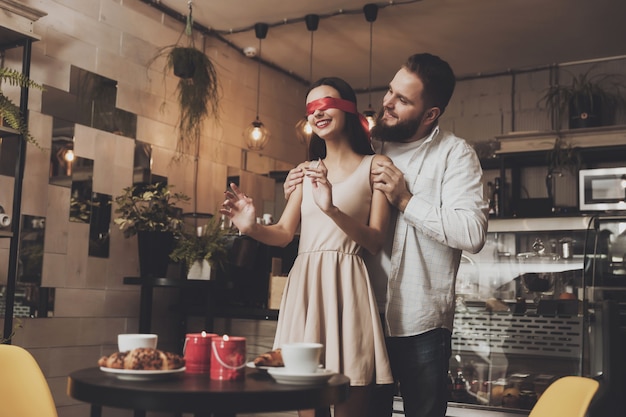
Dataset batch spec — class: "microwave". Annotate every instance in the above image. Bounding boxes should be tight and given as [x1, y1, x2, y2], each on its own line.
[579, 167, 626, 211]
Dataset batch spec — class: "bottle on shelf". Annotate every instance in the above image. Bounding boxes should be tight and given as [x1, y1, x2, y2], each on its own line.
[451, 368, 469, 402]
[491, 177, 501, 217]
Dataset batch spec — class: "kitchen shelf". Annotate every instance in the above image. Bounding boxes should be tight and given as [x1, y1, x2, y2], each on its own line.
[0, 1, 46, 341]
[495, 125, 626, 154]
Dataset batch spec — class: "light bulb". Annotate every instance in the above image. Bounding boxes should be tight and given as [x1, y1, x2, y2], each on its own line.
[363, 108, 377, 130]
[295, 117, 312, 144]
[244, 119, 270, 150]
[64, 149, 75, 162]
[252, 126, 262, 141]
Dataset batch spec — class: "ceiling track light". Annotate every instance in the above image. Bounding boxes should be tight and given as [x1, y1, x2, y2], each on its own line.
[363, 3, 379, 130]
[295, 14, 320, 145]
[244, 22, 271, 151]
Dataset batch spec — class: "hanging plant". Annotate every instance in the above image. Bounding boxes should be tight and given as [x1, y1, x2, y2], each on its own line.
[149, 2, 221, 160]
[0, 67, 44, 147]
[546, 136, 581, 176]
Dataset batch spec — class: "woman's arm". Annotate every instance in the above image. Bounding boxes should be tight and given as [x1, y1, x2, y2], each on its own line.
[220, 179, 303, 248]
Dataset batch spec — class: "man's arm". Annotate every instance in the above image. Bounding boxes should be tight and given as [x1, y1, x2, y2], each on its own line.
[372, 141, 488, 254]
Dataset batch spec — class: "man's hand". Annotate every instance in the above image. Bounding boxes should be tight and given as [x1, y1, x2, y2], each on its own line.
[371, 159, 412, 212]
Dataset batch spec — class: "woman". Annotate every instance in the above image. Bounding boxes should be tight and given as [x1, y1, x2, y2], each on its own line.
[220, 77, 393, 417]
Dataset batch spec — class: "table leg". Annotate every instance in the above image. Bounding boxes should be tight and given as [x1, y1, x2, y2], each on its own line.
[138, 284, 153, 333]
[315, 407, 331, 417]
[204, 284, 214, 333]
[90, 404, 102, 417]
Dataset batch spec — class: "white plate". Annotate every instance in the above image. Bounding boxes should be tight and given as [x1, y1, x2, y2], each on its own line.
[267, 367, 335, 385]
[100, 366, 186, 381]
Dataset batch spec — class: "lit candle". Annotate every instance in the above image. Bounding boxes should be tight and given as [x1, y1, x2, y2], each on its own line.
[184, 331, 217, 374]
[210, 334, 246, 380]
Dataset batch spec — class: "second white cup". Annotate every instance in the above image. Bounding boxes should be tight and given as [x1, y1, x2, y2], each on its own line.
[280, 342, 323, 374]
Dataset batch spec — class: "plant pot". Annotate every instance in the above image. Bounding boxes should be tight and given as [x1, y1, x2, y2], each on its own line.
[187, 259, 215, 280]
[173, 57, 196, 79]
[568, 94, 602, 129]
[137, 231, 175, 277]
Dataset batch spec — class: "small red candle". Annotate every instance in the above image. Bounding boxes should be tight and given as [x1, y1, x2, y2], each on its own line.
[184, 331, 217, 374]
[210, 334, 246, 380]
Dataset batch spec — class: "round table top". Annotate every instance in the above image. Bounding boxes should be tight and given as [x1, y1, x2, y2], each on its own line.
[68, 367, 350, 415]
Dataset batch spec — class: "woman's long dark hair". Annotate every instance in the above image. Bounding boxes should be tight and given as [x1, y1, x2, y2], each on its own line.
[306, 77, 374, 160]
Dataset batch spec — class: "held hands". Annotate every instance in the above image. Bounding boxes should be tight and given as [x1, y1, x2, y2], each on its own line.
[283, 166, 305, 200]
[371, 159, 412, 212]
[219, 183, 257, 234]
[305, 159, 335, 213]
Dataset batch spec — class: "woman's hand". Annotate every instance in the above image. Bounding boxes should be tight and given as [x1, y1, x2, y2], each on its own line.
[283, 166, 305, 200]
[219, 183, 257, 234]
[305, 159, 335, 213]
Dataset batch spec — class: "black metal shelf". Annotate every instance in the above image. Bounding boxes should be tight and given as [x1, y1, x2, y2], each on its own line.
[1, 19, 38, 342]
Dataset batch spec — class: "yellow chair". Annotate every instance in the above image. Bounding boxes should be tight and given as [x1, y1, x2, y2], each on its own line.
[529, 375, 599, 417]
[0, 344, 58, 417]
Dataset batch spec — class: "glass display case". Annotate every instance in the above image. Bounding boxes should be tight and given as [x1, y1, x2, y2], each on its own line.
[447, 216, 605, 416]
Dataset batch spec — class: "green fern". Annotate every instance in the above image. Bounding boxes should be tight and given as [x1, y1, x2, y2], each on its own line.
[169, 215, 229, 272]
[0, 67, 44, 147]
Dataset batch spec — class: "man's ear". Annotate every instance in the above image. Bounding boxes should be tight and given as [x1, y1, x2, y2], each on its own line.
[423, 107, 441, 125]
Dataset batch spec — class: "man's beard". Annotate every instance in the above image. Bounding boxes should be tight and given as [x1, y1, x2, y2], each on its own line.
[370, 108, 423, 143]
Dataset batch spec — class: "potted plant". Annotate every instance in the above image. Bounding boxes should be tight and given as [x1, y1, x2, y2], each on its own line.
[169, 215, 229, 280]
[149, 5, 220, 159]
[0, 67, 43, 147]
[114, 182, 189, 277]
[540, 65, 626, 129]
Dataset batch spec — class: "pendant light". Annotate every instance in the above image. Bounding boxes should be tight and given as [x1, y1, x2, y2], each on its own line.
[295, 14, 319, 145]
[244, 23, 270, 151]
[363, 4, 379, 130]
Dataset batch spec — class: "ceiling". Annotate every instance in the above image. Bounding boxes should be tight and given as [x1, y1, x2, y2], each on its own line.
[150, 0, 626, 93]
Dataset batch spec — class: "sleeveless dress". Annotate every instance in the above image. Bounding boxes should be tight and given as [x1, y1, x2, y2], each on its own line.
[273, 155, 393, 386]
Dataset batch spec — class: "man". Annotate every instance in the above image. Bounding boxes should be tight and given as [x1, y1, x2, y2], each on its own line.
[284, 53, 488, 417]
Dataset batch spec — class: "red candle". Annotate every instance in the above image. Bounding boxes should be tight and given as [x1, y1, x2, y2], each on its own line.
[210, 335, 246, 380]
[184, 331, 217, 374]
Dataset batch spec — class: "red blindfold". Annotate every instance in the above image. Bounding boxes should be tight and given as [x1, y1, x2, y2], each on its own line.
[306, 97, 370, 136]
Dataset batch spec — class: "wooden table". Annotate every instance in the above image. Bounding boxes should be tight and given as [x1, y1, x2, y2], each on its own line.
[67, 367, 350, 417]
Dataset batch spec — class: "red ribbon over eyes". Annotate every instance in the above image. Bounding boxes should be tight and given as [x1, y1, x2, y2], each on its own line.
[306, 97, 370, 136]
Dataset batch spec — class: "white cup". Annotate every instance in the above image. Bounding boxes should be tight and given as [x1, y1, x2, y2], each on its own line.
[280, 342, 323, 374]
[118, 333, 158, 352]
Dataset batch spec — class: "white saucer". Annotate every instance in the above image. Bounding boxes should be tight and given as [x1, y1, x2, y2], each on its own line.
[246, 361, 275, 372]
[267, 367, 335, 385]
[100, 366, 186, 381]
